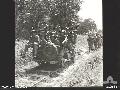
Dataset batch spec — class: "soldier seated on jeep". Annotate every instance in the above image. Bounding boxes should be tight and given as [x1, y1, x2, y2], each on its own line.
[21, 30, 40, 58]
[29, 30, 40, 59]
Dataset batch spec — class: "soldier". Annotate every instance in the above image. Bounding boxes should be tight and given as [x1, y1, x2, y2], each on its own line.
[87, 34, 94, 52]
[95, 33, 102, 49]
[59, 30, 66, 46]
[67, 31, 75, 54]
[21, 30, 40, 58]
[34, 30, 48, 64]
[93, 33, 98, 51]
[100, 35, 103, 47]
[38, 30, 47, 46]
[97, 34, 103, 48]
[62, 31, 75, 62]
[56, 30, 68, 60]
[29, 30, 40, 59]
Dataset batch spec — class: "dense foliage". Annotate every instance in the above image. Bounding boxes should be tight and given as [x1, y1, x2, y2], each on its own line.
[15, 0, 82, 39]
[77, 18, 97, 35]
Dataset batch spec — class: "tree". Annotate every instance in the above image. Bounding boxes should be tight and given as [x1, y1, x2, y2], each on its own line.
[15, 0, 50, 39]
[15, 0, 82, 39]
[77, 18, 97, 35]
[49, 0, 82, 32]
[15, 0, 83, 66]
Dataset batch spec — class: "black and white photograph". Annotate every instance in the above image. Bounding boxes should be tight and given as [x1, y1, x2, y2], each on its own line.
[15, 0, 103, 87]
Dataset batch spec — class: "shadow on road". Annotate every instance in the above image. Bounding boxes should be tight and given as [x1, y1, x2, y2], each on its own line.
[25, 63, 62, 77]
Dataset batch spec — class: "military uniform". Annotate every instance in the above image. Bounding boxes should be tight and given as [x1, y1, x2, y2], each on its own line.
[28, 30, 40, 59]
[98, 34, 103, 48]
[21, 30, 40, 58]
[60, 31, 75, 61]
[93, 34, 98, 50]
[95, 33, 102, 49]
[87, 34, 94, 52]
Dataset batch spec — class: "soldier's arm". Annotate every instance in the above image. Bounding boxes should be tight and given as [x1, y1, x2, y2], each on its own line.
[62, 36, 68, 44]
[35, 35, 40, 43]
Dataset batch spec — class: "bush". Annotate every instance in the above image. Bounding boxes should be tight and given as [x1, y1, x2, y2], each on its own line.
[15, 39, 32, 68]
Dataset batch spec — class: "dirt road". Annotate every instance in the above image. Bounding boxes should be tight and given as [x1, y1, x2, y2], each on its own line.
[15, 35, 103, 87]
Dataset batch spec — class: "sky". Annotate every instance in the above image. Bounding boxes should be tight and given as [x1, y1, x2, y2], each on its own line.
[78, 0, 102, 30]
